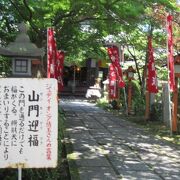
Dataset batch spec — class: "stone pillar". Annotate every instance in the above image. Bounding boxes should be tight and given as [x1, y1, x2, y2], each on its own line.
[162, 83, 171, 128]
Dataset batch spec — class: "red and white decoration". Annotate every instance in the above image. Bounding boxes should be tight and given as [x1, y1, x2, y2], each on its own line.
[167, 14, 175, 92]
[147, 36, 158, 93]
[107, 46, 125, 88]
[47, 28, 57, 78]
[47, 28, 65, 92]
[56, 50, 64, 91]
[108, 63, 118, 99]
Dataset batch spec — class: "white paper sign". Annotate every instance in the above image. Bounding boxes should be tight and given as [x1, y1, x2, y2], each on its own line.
[0, 78, 58, 168]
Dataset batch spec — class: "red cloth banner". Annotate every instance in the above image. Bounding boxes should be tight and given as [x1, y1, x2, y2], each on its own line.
[147, 36, 158, 93]
[108, 63, 118, 99]
[47, 28, 57, 78]
[107, 46, 125, 88]
[167, 14, 175, 92]
[56, 50, 65, 91]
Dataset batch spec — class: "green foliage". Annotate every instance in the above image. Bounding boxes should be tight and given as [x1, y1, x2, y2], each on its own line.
[150, 102, 163, 121]
[157, 66, 168, 80]
[97, 97, 120, 111]
[0, 56, 12, 76]
[98, 79, 145, 114]
[97, 96, 108, 106]
[0, 0, 178, 67]
[131, 80, 145, 115]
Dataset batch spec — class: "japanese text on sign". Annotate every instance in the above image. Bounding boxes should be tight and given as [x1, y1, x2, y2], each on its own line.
[0, 78, 58, 168]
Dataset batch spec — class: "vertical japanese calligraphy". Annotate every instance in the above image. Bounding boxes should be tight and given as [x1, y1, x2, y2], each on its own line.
[19, 86, 25, 155]
[28, 90, 41, 147]
[46, 83, 52, 160]
[47, 28, 57, 78]
[0, 78, 58, 168]
[147, 36, 158, 93]
[107, 46, 125, 88]
[3, 86, 10, 161]
[56, 50, 64, 92]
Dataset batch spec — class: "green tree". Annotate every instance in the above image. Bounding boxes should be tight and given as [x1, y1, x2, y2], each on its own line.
[0, 0, 178, 69]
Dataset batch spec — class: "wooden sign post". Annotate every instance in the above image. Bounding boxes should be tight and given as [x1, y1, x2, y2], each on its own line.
[0, 78, 58, 179]
[125, 66, 136, 115]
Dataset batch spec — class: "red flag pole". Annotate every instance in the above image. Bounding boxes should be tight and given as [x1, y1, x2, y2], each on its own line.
[145, 37, 150, 120]
[167, 14, 177, 133]
[167, 14, 175, 92]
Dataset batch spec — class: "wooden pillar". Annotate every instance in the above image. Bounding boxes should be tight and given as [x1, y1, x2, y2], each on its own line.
[128, 80, 132, 114]
[117, 87, 120, 108]
[172, 77, 178, 132]
[72, 65, 76, 93]
[145, 91, 150, 120]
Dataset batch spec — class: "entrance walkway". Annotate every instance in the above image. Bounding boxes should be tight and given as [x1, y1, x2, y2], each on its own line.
[60, 97, 180, 180]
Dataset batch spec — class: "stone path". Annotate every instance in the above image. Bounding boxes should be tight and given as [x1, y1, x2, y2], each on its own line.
[60, 97, 180, 180]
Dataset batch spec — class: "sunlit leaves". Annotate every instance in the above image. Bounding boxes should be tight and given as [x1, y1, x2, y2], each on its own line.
[0, 0, 179, 66]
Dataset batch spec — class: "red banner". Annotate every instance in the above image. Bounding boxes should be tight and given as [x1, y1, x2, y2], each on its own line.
[108, 63, 118, 99]
[47, 28, 57, 78]
[147, 36, 158, 93]
[56, 50, 65, 91]
[167, 14, 175, 92]
[107, 46, 125, 88]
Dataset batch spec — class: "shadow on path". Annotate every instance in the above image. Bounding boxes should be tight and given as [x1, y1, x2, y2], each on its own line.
[60, 97, 180, 180]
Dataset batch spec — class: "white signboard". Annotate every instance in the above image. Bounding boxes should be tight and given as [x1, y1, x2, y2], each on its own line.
[0, 78, 58, 168]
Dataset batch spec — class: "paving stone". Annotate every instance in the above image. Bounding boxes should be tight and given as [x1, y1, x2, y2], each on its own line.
[76, 152, 111, 167]
[66, 127, 89, 135]
[89, 128, 112, 138]
[68, 132, 93, 140]
[78, 167, 119, 180]
[161, 173, 180, 180]
[121, 160, 150, 171]
[83, 120, 105, 129]
[65, 119, 84, 126]
[107, 154, 124, 170]
[94, 137, 125, 146]
[107, 127, 133, 137]
[153, 163, 180, 174]
[68, 133, 93, 144]
[102, 144, 132, 155]
[72, 141, 99, 152]
[120, 171, 162, 180]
